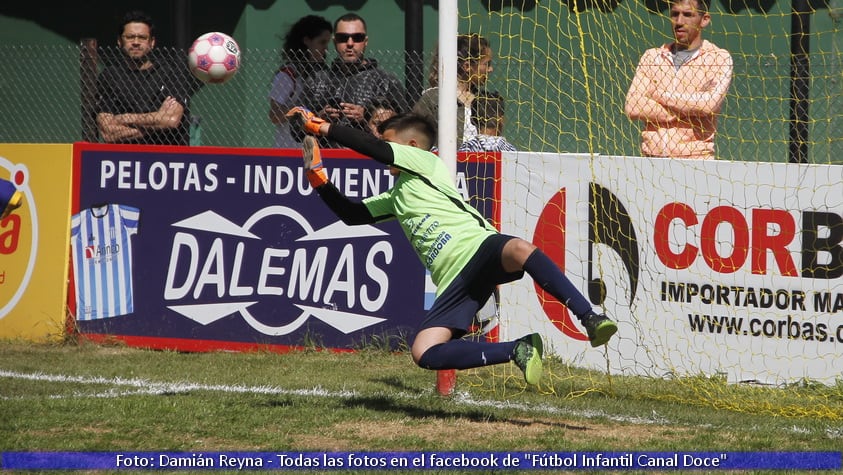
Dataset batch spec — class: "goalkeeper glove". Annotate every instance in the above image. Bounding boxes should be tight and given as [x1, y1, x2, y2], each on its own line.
[286, 106, 327, 136]
[302, 136, 328, 188]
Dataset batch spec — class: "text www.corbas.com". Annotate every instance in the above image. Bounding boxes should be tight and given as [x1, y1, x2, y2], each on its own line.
[688, 314, 843, 344]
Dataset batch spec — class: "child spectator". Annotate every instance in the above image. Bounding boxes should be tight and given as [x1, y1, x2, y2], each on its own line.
[458, 92, 516, 152]
[365, 97, 398, 139]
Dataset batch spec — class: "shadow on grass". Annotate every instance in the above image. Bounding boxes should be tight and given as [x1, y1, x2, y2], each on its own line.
[342, 395, 588, 431]
[371, 375, 425, 392]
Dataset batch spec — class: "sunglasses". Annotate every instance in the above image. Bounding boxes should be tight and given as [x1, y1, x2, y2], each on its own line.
[334, 33, 367, 43]
[122, 34, 150, 42]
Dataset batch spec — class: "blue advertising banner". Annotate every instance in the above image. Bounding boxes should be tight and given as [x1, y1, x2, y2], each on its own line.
[70, 144, 498, 352]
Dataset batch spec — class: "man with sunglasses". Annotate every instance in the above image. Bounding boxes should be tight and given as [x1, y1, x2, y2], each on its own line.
[95, 10, 201, 145]
[301, 13, 408, 147]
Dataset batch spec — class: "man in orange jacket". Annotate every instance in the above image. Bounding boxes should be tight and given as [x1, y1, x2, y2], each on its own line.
[625, 0, 733, 159]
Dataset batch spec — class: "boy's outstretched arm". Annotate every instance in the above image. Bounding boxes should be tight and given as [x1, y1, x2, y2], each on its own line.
[301, 135, 376, 226]
[286, 106, 395, 165]
[316, 182, 376, 225]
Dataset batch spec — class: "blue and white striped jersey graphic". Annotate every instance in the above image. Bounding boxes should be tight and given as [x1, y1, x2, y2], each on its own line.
[70, 204, 140, 320]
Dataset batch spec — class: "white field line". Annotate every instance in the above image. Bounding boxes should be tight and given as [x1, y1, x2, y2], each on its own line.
[0, 369, 354, 399]
[0, 368, 649, 424]
[1, 369, 840, 438]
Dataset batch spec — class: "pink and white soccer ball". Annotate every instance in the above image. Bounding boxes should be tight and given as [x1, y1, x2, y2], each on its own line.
[188, 32, 241, 84]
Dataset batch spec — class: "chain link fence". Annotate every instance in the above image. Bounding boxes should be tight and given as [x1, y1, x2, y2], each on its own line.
[0, 44, 428, 149]
[0, 43, 840, 162]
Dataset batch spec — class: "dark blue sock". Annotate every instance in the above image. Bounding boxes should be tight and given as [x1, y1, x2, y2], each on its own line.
[417, 340, 518, 370]
[523, 249, 594, 320]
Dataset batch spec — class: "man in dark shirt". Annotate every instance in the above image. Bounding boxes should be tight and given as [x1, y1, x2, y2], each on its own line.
[301, 13, 408, 147]
[95, 10, 199, 145]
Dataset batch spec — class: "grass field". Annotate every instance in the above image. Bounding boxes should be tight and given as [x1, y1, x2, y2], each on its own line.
[1, 338, 841, 474]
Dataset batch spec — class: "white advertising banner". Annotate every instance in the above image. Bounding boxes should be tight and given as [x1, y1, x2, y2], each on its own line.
[501, 153, 843, 384]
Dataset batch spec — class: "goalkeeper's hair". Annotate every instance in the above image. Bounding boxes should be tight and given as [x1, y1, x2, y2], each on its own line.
[379, 113, 437, 150]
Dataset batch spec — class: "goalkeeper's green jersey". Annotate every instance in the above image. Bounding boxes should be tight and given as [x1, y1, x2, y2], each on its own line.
[362, 143, 497, 295]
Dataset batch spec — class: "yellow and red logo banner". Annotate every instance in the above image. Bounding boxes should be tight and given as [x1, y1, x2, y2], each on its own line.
[0, 144, 72, 341]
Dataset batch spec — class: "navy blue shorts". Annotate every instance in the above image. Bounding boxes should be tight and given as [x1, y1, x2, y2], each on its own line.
[418, 233, 525, 336]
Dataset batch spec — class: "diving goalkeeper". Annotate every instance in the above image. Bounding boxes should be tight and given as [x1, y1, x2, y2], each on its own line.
[287, 107, 618, 385]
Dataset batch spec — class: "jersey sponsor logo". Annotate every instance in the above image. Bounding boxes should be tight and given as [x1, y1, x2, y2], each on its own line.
[83, 243, 120, 259]
[164, 206, 394, 336]
[0, 160, 36, 321]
